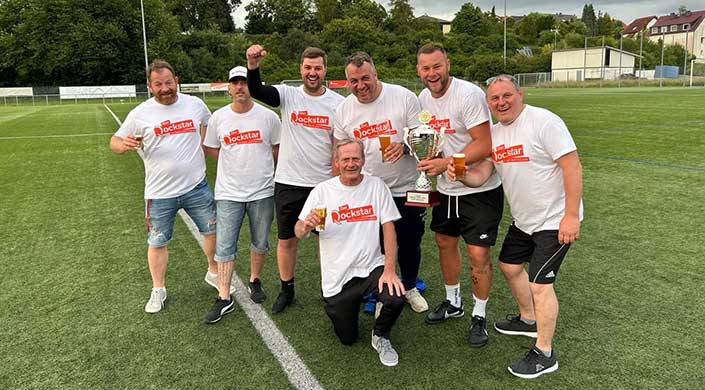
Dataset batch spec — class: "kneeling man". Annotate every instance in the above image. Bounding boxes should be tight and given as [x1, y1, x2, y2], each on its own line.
[295, 139, 405, 367]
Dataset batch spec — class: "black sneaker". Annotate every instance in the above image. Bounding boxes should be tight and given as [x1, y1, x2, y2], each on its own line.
[468, 315, 489, 348]
[203, 297, 235, 324]
[248, 278, 266, 304]
[271, 289, 295, 314]
[508, 346, 558, 379]
[425, 300, 464, 324]
[494, 314, 538, 338]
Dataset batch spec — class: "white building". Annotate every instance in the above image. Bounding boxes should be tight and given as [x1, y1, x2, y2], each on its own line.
[551, 46, 641, 81]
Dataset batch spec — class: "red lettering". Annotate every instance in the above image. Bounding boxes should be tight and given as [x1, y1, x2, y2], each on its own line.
[154, 119, 197, 137]
[331, 204, 377, 224]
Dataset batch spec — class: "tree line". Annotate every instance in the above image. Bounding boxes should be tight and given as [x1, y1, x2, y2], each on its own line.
[0, 0, 691, 87]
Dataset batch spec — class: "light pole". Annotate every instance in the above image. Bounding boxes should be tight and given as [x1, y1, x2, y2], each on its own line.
[551, 27, 559, 47]
[503, 0, 507, 68]
[140, 0, 149, 87]
[659, 31, 665, 87]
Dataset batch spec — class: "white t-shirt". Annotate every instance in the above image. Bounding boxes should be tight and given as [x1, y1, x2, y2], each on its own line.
[273, 85, 345, 187]
[115, 93, 211, 199]
[490, 105, 584, 234]
[204, 103, 281, 202]
[299, 175, 401, 298]
[333, 82, 422, 196]
[419, 78, 501, 195]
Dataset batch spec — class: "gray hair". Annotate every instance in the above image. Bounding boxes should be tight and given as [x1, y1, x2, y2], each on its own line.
[346, 51, 375, 72]
[486, 74, 520, 91]
[334, 139, 365, 162]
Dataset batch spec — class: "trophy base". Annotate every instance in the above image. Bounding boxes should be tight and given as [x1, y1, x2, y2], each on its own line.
[405, 190, 441, 207]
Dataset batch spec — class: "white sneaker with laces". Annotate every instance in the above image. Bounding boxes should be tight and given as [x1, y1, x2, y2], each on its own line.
[145, 288, 167, 313]
[204, 271, 236, 294]
[371, 332, 399, 366]
[405, 287, 428, 313]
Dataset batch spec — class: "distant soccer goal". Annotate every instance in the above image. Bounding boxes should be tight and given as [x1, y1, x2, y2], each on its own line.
[689, 58, 705, 87]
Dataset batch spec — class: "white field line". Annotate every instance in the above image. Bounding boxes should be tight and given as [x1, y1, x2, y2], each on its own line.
[0, 132, 113, 140]
[179, 211, 323, 390]
[103, 103, 322, 390]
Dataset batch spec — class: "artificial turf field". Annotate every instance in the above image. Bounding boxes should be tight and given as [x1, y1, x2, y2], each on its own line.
[1, 86, 704, 389]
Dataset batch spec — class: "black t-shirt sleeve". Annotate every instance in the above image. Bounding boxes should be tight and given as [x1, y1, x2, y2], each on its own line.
[247, 67, 281, 107]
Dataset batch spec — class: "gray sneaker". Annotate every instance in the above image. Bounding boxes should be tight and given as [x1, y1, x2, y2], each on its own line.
[145, 288, 166, 313]
[371, 332, 399, 367]
[204, 271, 236, 294]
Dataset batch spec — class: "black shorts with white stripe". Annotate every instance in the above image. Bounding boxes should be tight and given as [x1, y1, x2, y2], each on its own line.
[498, 223, 571, 284]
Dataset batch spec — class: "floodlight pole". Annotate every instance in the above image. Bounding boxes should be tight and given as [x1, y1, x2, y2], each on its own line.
[639, 30, 644, 86]
[618, 35, 623, 88]
[141, 0, 149, 87]
[659, 32, 665, 87]
[503, 0, 507, 68]
[690, 59, 694, 87]
[683, 30, 689, 87]
[583, 36, 587, 84]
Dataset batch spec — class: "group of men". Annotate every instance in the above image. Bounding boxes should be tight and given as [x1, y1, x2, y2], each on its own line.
[110, 42, 583, 378]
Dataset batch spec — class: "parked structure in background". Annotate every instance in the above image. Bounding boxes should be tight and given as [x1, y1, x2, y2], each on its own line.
[551, 46, 641, 81]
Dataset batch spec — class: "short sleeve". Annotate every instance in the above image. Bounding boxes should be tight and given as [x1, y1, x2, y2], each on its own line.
[461, 90, 490, 131]
[540, 114, 577, 161]
[203, 113, 220, 148]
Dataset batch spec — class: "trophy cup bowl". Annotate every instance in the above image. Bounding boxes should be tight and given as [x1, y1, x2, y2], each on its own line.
[403, 124, 445, 207]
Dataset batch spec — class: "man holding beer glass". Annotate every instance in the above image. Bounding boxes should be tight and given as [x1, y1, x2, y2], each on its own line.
[333, 52, 429, 313]
[415, 43, 504, 348]
[110, 60, 217, 314]
[245, 44, 344, 314]
[294, 139, 406, 367]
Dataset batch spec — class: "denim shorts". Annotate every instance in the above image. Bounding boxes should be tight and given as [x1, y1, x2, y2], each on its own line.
[145, 179, 216, 247]
[215, 196, 275, 262]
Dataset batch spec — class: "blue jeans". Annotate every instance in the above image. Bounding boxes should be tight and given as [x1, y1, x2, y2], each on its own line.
[215, 197, 275, 262]
[145, 179, 216, 247]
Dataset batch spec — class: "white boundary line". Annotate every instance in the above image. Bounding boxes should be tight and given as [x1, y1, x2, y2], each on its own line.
[179, 211, 322, 390]
[103, 103, 322, 390]
[0, 133, 113, 140]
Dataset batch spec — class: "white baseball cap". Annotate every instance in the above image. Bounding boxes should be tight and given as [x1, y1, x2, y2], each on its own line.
[228, 66, 247, 81]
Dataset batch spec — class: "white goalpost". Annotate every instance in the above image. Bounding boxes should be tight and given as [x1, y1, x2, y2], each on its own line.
[690, 58, 705, 87]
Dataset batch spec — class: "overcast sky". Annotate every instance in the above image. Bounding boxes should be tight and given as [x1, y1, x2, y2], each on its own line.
[233, 1, 702, 29]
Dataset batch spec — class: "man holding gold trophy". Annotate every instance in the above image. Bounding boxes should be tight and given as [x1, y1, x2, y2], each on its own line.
[415, 43, 504, 348]
[333, 52, 429, 313]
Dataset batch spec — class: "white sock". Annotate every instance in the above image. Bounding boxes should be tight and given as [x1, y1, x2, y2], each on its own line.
[445, 284, 461, 307]
[471, 294, 487, 318]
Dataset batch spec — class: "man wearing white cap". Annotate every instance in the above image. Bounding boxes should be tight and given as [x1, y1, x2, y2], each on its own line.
[201, 66, 281, 323]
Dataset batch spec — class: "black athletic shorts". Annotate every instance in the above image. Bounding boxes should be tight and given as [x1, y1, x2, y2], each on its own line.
[498, 223, 571, 284]
[430, 185, 504, 247]
[274, 182, 313, 240]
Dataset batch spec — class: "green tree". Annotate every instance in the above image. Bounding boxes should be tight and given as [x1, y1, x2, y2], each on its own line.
[165, 0, 239, 32]
[0, 0, 180, 86]
[451, 3, 491, 37]
[314, 0, 340, 26]
[339, 0, 386, 28]
[244, 0, 315, 34]
[596, 12, 623, 38]
[581, 3, 596, 37]
[386, 0, 414, 34]
[513, 12, 555, 45]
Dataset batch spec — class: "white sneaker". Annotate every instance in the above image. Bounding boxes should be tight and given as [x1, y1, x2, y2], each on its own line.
[405, 288, 428, 313]
[145, 288, 167, 313]
[371, 332, 399, 367]
[204, 271, 236, 294]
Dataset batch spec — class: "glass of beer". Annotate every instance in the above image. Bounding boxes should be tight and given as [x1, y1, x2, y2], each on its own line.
[453, 153, 466, 179]
[379, 134, 391, 161]
[134, 127, 145, 149]
[314, 206, 326, 231]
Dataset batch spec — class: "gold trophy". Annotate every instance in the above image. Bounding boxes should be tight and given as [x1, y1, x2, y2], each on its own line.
[403, 111, 445, 207]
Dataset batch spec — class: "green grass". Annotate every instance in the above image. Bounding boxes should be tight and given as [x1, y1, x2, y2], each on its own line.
[1, 87, 704, 389]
